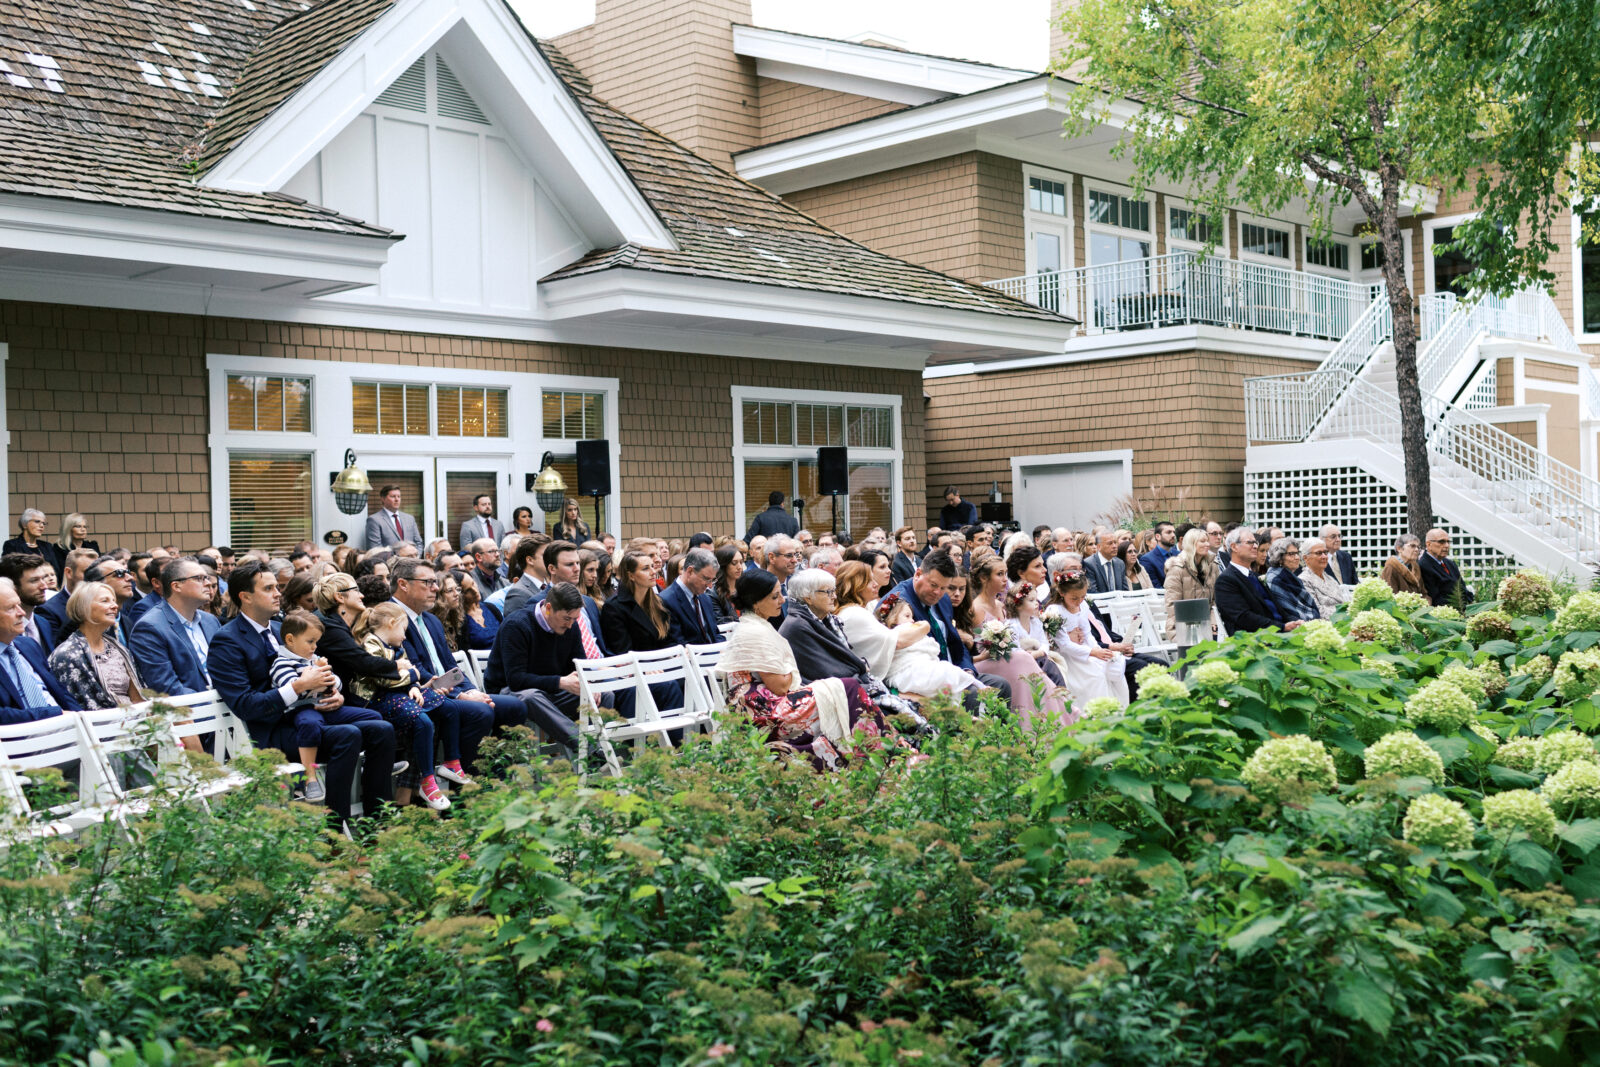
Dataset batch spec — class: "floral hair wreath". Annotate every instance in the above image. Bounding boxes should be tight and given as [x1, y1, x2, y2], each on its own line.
[874, 591, 903, 623]
[1006, 581, 1035, 606]
[1053, 569, 1085, 585]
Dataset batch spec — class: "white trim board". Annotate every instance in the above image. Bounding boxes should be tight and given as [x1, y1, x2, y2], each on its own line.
[924, 323, 1333, 379]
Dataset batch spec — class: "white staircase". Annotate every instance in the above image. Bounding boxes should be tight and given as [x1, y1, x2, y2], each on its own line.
[1244, 287, 1600, 580]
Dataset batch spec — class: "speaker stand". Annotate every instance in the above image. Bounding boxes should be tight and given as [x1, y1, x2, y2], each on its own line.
[589, 491, 604, 538]
[830, 491, 840, 538]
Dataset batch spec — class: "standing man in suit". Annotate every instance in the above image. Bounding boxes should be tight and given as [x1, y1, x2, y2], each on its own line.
[662, 548, 723, 646]
[365, 484, 424, 553]
[889, 527, 920, 584]
[743, 490, 800, 542]
[0, 553, 57, 653]
[389, 557, 524, 771]
[458, 494, 503, 553]
[129, 557, 220, 695]
[0, 577, 78, 724]
[208, 560, 396, 828]
[1085, 531, 1128, 595]
[1215, 528, 1303, 635]
[1419, 529, 1473, 606]
[1321, 524, 1358, 584]
[888, 550, 1010, 710]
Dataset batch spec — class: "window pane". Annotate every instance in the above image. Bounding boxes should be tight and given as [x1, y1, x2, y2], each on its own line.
[1089, 190, 1114, 225]
[848, 406, 893, 449]
[1361, 242, 1385, 271]
[284, 378, 311, 432]
[1583, 225, 1600, 334]
[742, 460, 793, 534]
[1433, 224, 1476, 297]
[227, 375, 257, 431]
[352, 382, 378, 434]
[847, 461, 893, 541]
[405, 385, 429, 435]
[462, 388, 485, 437]
[436, 386, 461, 437]
[1028, 176, 1066, 216]
[581, 393, 601, 439]
[378, 384, 404, 434]
[228, 452, 311, 555]
[487, 389, 509, 437]
[255, 376, 284, 432]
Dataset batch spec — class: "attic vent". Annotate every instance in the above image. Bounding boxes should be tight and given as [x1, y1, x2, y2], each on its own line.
[434, 57, 488, 124]
[374, 55, 425, 112]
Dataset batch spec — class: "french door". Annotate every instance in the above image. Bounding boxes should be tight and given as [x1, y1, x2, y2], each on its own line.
[359, 453, 511, 550]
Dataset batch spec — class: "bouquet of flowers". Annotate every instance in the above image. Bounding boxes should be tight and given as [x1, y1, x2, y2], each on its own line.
[975, 619, 1017, 661]
[1042, 611, 1067, 641]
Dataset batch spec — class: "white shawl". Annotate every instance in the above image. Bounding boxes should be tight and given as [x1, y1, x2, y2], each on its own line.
[717, 615, 851, 744]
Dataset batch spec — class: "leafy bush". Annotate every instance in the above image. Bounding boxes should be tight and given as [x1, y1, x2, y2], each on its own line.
[1481, 788, 1557, 844]
[1402, 793, 1475, 849]
[1498, 570, 1560, 616]
[1466, 608, 1515, 644]
[1362, 730, 1445, 783]
[1404, 678, 1476, 731]
[1241, 735, 1339, 800]
[1555, 647, 1600, 700]
[1543, 760, 1600, 819]
[1349, 576, 1396, 613]
[1349, 608, 1403, 645]
[1553, 590, 1600, 635]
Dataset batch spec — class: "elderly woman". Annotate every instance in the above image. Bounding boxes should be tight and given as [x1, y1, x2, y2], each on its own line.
[1297, 538, 1349, 619]
[48, 580, 144, 709]
[1382, 534, 1428, 601]
[1162, 528, 1218, 640]
[3, 508, 60, 576]
[778, 567, 924, 725]
[1264, 538, 1320, 622]
[716, 569, 912, 771]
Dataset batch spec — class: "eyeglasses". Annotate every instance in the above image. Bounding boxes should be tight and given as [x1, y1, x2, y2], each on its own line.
[98, 569, 130, 580]
[172, 573, 206, 585]
[409, 577, 440, 587]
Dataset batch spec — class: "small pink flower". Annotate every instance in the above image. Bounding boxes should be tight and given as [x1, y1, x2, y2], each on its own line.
[536, 1019, 554, 1033]
[458, 852, 470, 862]
[708, 1042, 735, 1059]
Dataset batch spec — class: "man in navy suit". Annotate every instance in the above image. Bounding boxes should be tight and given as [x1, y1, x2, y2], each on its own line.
[888, 550, 1010, 709]
[129, 557, 221, 695]
[1139, 523, 1179, 587]
[1215, 529, 1304, 635]
[662, 548, 723, 645]
[1419, 529, 1474, 606]
[389, 558, 519, 772]
[207, 561, 395, 826]
[1321, 524, 1359, 585]
[0, 553, 57, 654]
[122, 556, 166, 635]
[0, 578, 79, 723]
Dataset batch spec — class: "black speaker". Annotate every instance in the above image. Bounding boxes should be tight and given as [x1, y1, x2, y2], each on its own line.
[576, 439, 611, 497]
[817, 446, 848, 495]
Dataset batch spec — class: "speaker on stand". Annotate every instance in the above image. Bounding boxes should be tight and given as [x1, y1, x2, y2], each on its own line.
[817, 446, 848, 537]
[576, 439, 611, 535]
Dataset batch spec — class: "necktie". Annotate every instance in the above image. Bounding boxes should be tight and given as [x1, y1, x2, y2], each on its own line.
[260, 625, 278, 657]
[4, 643, 56, 709]
[414, 616, 444, 675]
[393, 512, 404, 539]
[184, 617, 211, 683]
[23, 614, 38, 646]
[693, 593, 706, 638]
[575, 608, 602, 659]
[926, 610, 950, 662]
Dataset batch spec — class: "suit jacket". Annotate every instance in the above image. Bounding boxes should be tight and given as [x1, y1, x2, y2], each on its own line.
[1214, 565, 1284, 635]
[484, 605, 582, 694]
[599, 587, 682, 654]
[661, 580, 722, 645]
[501, 573, 547, 620]
[743, 505, 799, 543]
[129, 600, 221, 695]
[890, 550, 918, 584]
[1085, 553, 1128, 594]
[397, 604, 471, 697]
[23, 609, 54, 655]
[939, 501, 978, 530]
[1139, 546, 1179, 588]
[122, 590, 162, 637]
[1332, 549, 1358, 585]
[888, 576, 973, 673]
[208, 616, 293, 747]
[0, 635, 80, 723]
[0, 539, 60, 576]
[37, 589, 69, 643]
[1419, 552, 1473, 606]
[365, 508, 423, 552]
[458, 514, 505, 551]
[314, 609, 400, 702]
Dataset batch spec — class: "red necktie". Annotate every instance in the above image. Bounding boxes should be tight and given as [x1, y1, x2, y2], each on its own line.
[576, 609, 602, 660]
[393, 512, 403, 538]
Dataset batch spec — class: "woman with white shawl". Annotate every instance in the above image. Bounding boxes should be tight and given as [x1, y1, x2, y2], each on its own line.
[715, 568, 911, 771]
[1042, 566, 1130, 712]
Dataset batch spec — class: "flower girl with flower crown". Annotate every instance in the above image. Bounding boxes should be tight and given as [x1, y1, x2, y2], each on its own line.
[967, 556, 1070, 731]
[1043, 568, 1130, 713]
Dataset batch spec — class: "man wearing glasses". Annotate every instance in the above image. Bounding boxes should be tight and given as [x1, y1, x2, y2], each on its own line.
[129, 556, 221, 695]
[1419, 529, 1473, 606]
[762, 534, 803, 625]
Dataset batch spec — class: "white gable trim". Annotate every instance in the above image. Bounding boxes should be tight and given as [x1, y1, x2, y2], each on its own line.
[732, 25, 1029, 105]
[202, 0, 674, 251]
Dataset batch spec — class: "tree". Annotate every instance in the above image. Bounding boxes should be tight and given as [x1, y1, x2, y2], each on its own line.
[1052, 0, 1600, 538]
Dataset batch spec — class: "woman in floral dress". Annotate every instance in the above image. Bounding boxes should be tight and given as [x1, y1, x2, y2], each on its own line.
[715, 569, 913, 771]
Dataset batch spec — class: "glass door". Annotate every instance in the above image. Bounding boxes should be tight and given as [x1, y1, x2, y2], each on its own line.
[356, 454, 511, 551]
[360, 457, 431, 551]
[437, 457, 511, 549]
[1025, 222, 1070, 313]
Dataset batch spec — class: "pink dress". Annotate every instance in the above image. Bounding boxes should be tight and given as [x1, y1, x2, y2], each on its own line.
[971, 601, 1070, 732]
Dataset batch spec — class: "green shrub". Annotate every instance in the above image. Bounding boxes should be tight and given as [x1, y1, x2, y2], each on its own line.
[1553, 590, 1600, 635]
[1349, 575, 1396, 613]
[1481, 788, 1558, 844]
[1363, 730, 1445, 783]
[1241, 735, 1339, 800]
[1466, 608, 1515, 644]
[1498, 570, 1560, 616]
[1555, 647, 1600, 700]
[1348, 608, 1403, 645]
[1404, 678, 1476, 731]
[1402, 793, 1475, 849]
[1543, 760, 1600, 819]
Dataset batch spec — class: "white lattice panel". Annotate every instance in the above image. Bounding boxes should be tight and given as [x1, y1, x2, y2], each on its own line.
[1244, 464, 1519, 582]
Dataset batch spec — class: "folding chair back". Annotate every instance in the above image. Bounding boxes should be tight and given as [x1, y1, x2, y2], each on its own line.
[717, 620, 738, 636]
[152, 691, 238, 761]
[684, 643, 729, 710]
[629, 645, 700, 722]
[0, 712, 109, 828]
[455, 649, 482, 690]
[468, 650, 492, 691]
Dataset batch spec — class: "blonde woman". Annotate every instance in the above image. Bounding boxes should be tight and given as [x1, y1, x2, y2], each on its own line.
[57, 513, 98, 558]
[48, 580, 143, 709]
[1162, 528, 1218, 641]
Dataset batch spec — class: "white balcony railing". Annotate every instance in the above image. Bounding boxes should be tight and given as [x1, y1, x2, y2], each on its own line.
[986, 251, 1371, 339]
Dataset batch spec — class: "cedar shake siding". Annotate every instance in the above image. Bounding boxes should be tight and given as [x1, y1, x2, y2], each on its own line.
[0, 300, 924, 547]
[785, 152, 1026, 284]
[757, 78, 906, 144]
[922, 350, 1313, 525]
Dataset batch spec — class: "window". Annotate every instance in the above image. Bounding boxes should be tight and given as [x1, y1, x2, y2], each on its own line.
[437, 386, 508, 437]
[1305, 238, 1350, 272]
[1028, 176, 1067, 216]
[1431, 224, 1476, 297]
[1168, 207, 1218, 246]
[227, 452, 312, 553]
[1582, 213, 1600, 334]
[353, 381, 429, 435]
[1088, 189, 1149, 232]
[1240, 222, 1290, 260]
[1360, 241, 1386, 271]
[739, 400, 893, 448]
[542, 390, 605, 440]
[794, 403, 844, 447]
[226, 375, 310, 432]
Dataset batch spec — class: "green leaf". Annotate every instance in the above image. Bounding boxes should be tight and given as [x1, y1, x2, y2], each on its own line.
[1488, 764, 1541, 788]
[1563, 857, 1600, 905]
[1106, 769, 1156, 807]
[1227, 914, 1286, 956]
[1329, 972, 1393, 1035]
[1478, 640, 1519, 657]
[1160, 781, 1192, 802]
[410, 1036, 430, 1064]
[1464, 944, 1513, 985]
[1507, 838, 1555, 877]
[1425, 735, 1471, 766]
[629, 884, 659, 901]
[1243, 657, 1285, 691]
[1415, 885, 1466, 923]
[1557, 819, 1600, 855]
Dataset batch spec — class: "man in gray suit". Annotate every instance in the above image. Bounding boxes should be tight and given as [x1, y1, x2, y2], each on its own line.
[364, 484, 423, 552]
[457, 494, 504, 552]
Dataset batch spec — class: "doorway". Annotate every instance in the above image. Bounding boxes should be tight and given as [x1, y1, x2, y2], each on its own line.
[359, 453, 511, 550]
[1009, 450, 1133, 534]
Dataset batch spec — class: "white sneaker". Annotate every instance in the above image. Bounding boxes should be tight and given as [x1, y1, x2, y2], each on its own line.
[391, 760, 410, 776]
[419, 776, 451, 811]
[436, 762, 475, 787]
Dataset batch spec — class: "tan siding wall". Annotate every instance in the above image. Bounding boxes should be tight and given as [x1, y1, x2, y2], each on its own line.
[1526, 359, 1579, 384]
[0, 300, 924, 547]
[921, 350, 1312, 526]
[1497, 420, 1538, 449]
[785, 152, 1024, 284]
[1526, 386, 1580, 469]
[756, 78, 905, 143]
[1496, 357, 1515, 406]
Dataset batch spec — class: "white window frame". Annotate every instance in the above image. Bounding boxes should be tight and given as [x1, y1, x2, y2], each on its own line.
[1302, 232, 1356, 280]
[1023, 164, 1075, 275]
[1083, 179, 1155, 264]
[1164, 195, 1229, 256]
[1355, 229, 1414, 290]
[1422, 210, 1479, 297]
[0, 342, 9, 536]
[1570, 144, 1600, 342]
[207, 353, 620, 548]
[730, 384, 902, 537]
[1237, 212, 1294, 266]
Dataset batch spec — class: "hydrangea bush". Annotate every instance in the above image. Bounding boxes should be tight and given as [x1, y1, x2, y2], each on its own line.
[1402, 794, 1476, 850]
[1480, 789, 1557, 844]
[1428, 605, 1462, 621]
[1363, 730, 1445, 784]
[1518, 653, 1554, 685]
[1553, 647, 1600, 701]
[1465, 609, 1515, 645]
[1542, 760, 1600, 819]
[1533, 729, 1600, 774]
[1497, 570, 1559, 617]
[1188, 660, 1239, 689]
[1404, 679, 1476, 732]
[1240, 735, 1339, 801]
[1552, 590, 1600, 636]
[1348, 609, 1403, 646]
[1495, 737, 1541, 772]
[1299, 619, 1346, 654]
[1080, 696, 1123, 719]
[1440, 661, 1487, 702]
[1135, 664, 1190, 702]
[1348, 576, 1396, 614]
[1393, 591, 1428, 614]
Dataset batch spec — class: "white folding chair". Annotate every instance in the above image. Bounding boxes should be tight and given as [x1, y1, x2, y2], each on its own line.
[574, 653, 648, 778]
[717, 620, 738, 636]
[455, 649, 482, 690]
[74, 701, 235, 814]
[0, 712, 120, 838]
[630, 645, 714, 740]
[684, 643, 729, 715]
[468, 650, 492, 690]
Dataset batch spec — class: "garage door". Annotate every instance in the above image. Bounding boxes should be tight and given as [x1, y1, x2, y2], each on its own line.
[1014, 459, 1129, 533]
